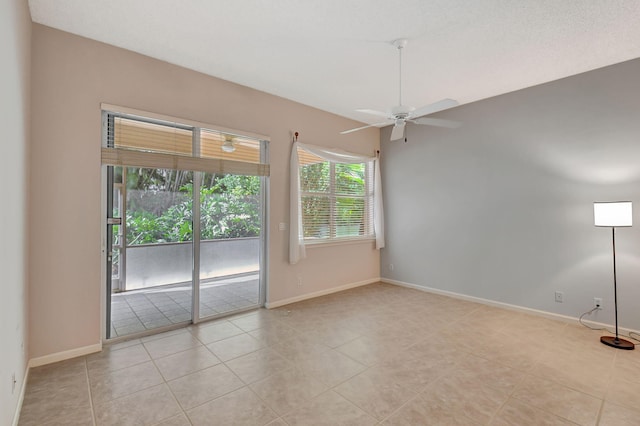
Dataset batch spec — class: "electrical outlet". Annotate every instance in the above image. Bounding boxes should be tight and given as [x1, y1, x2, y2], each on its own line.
[297, 275, 303, 287]
[389, 264, 394, 272]
[11, 373, 16, 394]
[555, 291, 563, 303]
[594, 297, 603, 309]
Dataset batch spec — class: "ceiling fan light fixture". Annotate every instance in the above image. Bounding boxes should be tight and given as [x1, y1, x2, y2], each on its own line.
[222, 139, 236, 153]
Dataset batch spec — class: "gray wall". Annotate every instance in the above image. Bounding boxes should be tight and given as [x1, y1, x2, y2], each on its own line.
[0, 0, 30, 423]
[381, 57, 640, 331]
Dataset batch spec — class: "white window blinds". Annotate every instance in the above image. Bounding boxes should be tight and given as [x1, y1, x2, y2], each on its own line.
[101, 110, 269, 177]
[290, 142, 384, 264]
[299, 153, 373, 239]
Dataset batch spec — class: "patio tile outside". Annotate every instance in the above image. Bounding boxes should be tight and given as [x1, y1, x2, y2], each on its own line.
[110, 275, 260, 338]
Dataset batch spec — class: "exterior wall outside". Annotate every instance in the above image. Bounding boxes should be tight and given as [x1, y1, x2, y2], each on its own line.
[125, 238, 259, 290]
[29, 24, 380, 359]
[381, 57, 640, 331]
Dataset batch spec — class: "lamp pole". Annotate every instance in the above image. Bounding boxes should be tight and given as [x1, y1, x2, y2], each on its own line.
[611, 227, 620, 343]
[594, 201, 634, 350]
[599, 224, 634, 350]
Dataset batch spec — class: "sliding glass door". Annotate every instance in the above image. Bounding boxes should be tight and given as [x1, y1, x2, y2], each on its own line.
[103, 109, 268, 340]
[107, 167, 195, 337]
[197, 173, 262, 319]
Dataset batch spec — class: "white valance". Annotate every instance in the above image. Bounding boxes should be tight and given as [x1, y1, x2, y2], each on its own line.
[289, 141, 385, 264]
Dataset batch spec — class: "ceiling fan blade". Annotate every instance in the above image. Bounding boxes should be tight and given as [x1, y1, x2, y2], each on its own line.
[411, 117, 462, 129]
[340, 122, 389, 135]
[390, 122, 405, 141]
[356, 109, 390, 118]
[411, 98, 459, 118]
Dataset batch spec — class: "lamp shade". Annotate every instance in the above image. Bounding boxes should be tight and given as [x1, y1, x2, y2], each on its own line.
[594, 201, 633, 227]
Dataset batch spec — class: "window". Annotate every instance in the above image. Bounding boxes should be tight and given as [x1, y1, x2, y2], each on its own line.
[101, 106, 269, 176]
[299, 154, 373, 241]
[290, 142, 384, 264]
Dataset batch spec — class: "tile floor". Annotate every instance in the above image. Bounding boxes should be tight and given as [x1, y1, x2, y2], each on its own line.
[20, 282, 640, 425]
[110, 275, 260, 337]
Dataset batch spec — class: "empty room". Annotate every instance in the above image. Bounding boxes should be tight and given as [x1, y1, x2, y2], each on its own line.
[3, 1, 640, 425]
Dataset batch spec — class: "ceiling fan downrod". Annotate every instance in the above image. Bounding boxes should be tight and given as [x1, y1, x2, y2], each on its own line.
[392, 38, 408, 107]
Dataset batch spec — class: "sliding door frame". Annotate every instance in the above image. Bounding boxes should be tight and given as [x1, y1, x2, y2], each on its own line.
[100, 106, 270, 342]
[259, 140, 270, 307]
[191, 129, 202, 324]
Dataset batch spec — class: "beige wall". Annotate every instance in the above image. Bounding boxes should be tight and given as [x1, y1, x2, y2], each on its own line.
[30, 24, 380, 359]
[0, 0, 31, 422]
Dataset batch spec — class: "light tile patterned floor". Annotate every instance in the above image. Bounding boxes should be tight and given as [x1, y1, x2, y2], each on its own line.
[110, 275, 260, 337]
[20, 282, 640, 425]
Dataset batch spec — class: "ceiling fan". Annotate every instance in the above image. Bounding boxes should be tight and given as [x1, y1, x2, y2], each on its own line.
[341, 38, 461, 141]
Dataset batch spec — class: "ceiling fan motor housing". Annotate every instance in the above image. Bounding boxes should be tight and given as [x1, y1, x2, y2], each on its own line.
[391, 105, 414, 116]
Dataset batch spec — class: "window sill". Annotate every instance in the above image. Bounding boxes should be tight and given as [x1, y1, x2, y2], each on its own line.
[304, 237, 376, 249]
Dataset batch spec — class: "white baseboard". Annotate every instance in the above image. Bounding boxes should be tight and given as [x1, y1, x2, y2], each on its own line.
[14, 343, 103, 424]
[266, 277, 380, 309]
[28, 342, 102, 368]
[381, 278, 640, 336]
[12, 366, 29, 426]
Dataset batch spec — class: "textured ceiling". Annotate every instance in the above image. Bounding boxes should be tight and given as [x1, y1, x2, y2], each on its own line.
[29, 0, 640, 127]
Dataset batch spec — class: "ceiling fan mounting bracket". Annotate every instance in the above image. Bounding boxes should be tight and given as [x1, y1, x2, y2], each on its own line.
[391, 38, 408, 49]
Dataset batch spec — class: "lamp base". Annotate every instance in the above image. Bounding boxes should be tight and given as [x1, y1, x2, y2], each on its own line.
[600, 335, 635, 350]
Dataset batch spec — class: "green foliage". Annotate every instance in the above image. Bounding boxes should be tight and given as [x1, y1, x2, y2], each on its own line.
[124, 168, 260, 245]
[336, 163, 365, 195]
[300, 162, 329, 192]
[121, 160, 367, 244]
[300, 161, 367, 239]
[126, 210, 164, 244]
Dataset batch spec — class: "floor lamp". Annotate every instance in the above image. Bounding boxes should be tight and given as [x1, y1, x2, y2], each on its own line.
[593, 201, 635, 350]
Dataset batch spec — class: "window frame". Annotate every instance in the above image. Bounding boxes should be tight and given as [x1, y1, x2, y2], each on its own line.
[298, 155, 375, 246]
[289, 141, 384, 264]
